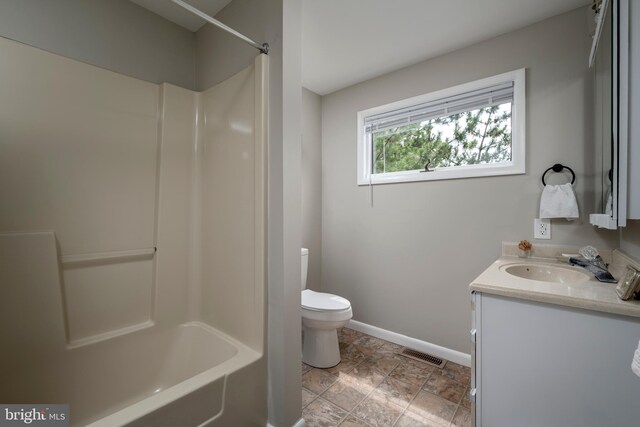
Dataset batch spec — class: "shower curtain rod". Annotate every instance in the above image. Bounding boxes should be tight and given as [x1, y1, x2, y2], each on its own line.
[171, 0, 269, 54]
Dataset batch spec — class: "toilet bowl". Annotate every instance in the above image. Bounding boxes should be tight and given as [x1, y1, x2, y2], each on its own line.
[301, 248, 352, 368]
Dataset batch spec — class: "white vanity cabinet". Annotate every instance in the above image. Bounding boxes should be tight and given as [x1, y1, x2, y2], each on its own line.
[471, 292, 640, 427]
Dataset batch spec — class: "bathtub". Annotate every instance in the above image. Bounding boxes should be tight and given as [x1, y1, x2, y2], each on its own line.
[50, 322, 261, 427]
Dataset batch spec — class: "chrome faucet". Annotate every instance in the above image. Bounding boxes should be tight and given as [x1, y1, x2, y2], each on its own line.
[568, 246, 617, 283]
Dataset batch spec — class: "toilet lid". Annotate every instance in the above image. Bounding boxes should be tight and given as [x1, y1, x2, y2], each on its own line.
[302, 289, 351, 311]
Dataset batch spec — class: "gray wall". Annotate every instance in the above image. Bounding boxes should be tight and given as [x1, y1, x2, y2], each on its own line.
[196, 1, 304, 426]
[302, 88, 322, 291]
[0, 0, 195, 89]
[620, 221, 640, 260]
[320, 8, 619, 354]
[195, 0, 270, 90]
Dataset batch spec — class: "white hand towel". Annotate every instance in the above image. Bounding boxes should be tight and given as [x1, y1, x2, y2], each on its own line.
[539, 183, 579, 220]
[633, 340, 640, 379]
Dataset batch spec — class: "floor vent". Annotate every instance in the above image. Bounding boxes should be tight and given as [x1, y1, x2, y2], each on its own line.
[398, 348, 446, 368]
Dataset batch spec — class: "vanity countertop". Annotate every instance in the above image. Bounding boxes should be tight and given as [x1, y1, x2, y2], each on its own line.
[469, 256, 640, 318]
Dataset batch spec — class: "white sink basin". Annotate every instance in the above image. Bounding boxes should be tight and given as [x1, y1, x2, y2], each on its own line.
[500, 263, 591, 284]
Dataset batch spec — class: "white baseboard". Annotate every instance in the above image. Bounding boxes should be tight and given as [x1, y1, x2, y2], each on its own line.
[266, 418, 305, 427]
[346, 319, 471, 367]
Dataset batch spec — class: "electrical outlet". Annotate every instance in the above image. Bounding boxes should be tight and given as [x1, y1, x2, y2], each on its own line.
[534, 218, 551, 239]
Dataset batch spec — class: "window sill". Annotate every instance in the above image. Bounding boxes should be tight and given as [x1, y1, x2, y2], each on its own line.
[357, 162, 525, 186]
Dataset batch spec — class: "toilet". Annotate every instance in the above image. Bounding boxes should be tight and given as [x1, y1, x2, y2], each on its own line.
[301, 248, 352, 368]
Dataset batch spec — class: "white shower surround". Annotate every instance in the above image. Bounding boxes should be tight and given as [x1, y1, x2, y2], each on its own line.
[0, 36, 268, 426]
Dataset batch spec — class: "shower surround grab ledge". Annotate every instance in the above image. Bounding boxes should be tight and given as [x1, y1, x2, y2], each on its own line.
[60, 247, 156, 265]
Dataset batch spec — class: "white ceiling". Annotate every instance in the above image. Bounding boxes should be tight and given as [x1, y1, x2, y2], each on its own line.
[129, 0, 232, 31]
[302, 0, 590, 95]
[130, 0, 590, 95]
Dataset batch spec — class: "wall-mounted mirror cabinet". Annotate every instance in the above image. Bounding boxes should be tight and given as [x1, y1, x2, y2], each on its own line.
[590, 0, 639, 229]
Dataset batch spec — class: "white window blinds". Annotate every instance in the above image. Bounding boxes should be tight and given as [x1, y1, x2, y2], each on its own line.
[364, 81, 514, 133]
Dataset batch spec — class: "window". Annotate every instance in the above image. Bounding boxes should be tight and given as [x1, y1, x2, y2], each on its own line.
[357, 69, 525, 185]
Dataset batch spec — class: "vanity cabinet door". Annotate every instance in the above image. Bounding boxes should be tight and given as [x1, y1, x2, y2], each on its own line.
[474, 293, 640, 427]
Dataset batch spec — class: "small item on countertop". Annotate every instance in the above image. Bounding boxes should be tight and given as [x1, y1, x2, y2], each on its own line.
[616, 265, 640, 301]
[518, 240, 532, 250]
[518, 240, 532, 258]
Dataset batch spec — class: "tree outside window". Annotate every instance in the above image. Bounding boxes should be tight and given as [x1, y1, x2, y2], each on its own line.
[373, 103, 512, 174]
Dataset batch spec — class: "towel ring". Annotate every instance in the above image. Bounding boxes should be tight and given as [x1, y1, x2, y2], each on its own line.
[541, 163, 575, 186]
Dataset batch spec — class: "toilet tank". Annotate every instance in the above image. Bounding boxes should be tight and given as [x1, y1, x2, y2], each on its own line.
[301, 248, 309, 290]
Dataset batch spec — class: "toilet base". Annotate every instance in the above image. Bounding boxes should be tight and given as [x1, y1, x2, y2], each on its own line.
[302, 326, 341, 368]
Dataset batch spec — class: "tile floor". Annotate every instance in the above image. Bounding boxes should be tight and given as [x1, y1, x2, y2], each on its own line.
[301, 328, 471, 427]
